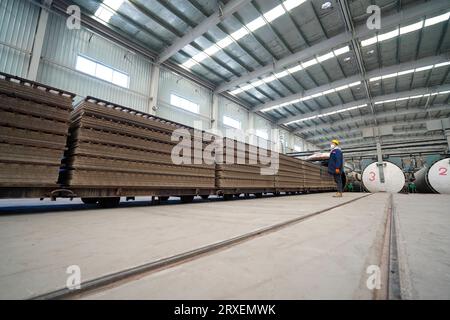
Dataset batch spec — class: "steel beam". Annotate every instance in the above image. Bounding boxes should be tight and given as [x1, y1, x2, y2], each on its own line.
[316, 130, 442, 146]
[156, 0, 252, 64]
[259, 54, 450, 116]
[285, 83, 450, 129]
[214, 0, 450, 93]
[297, 104, 450, 135]
[307, 116, 450, 143]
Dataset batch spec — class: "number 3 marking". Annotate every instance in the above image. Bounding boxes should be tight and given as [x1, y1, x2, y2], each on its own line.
[369, 171, 376, 181]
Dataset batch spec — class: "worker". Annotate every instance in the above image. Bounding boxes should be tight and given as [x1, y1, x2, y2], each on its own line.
[328, 139, 344, 197]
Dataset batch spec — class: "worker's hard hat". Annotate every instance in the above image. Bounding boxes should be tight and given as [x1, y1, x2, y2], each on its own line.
[331, 139, 340, 145]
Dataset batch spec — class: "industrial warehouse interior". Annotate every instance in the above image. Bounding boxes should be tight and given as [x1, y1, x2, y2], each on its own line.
[0, 0, 450, 307]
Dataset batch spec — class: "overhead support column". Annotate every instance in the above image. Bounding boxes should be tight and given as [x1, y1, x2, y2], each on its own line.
[211, 94, 219, 131]
[375, 137, 386, 184]
[148, 64, 160, 115]
[445, 129, 450, 152]
[248, 112, 256, 146]
[27, 0, 53, 81]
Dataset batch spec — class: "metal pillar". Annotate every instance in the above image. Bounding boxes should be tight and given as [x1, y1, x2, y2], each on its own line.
[148, 64, 160, 115]
[376, 138, 386, 183]
[248, 112, 256, 146]
[445, 129, 450, 152]
[27, 0, 53, 81]
[211, 94, 219, 131]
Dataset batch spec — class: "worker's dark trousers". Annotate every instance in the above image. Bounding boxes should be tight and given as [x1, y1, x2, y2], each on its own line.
[334, 174, 343, 193]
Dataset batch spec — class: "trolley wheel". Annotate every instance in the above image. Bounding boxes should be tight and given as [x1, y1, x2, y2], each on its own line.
[81, 198, 98, 205]
[159, 196, 170, 201]
[200, 195, 210, 200]
[223, 194, 233, 201]
[254, 193, 263, 198]
[180, 195, 194, 203]
[98, 197, 120, 208]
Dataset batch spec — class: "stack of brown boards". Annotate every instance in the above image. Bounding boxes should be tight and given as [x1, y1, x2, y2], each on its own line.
[275, 154, 305, 191]
[215, 139, 276, 191]
[62, 97, 215, 194]
[303, 161, 335, 190]
[0, 72, 73, 193]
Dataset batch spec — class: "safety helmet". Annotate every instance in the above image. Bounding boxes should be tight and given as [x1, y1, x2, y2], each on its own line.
[331, 139, 340, 145]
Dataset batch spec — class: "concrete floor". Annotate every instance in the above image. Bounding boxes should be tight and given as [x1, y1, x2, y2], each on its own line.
[0, 192, 448, 300]
[0, 192, 365, 299]
[394, 194, 450, 300]
[84, 193, 390, 300]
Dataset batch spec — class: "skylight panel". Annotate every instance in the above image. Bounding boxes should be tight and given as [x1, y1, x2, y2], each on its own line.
[263, 5, 285, 22]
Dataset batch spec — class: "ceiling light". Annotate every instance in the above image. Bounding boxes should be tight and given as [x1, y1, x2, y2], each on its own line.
[283, 0, 307, 11]
[367, 49, 375, 55]
[95, 7, 114, 22]
[321, 1, 332, 10]
[192, 51, 209, 62]
[247, 17, 266, 31]
[230, 27, 249, 41]
[104, 0, 124, 10]
[95, 0, 125, 22]
[370, 76, 382, 82]
[397, 69, 415, 76]
[434, 61, 450, 68]
[400, 20, 424, 35]
[204, 45, 221, 56]
[264, 5, 285, 22]
[415, 65, 433, 72]
[382, 72, 398, 79]
[302, 58, 318, 68]
[361, 36, 377, 47]
[348, 81, 361, 87]
[333, 46, 350, 56]
[274, 70, 289, 78]
[251, 80, 265, 87]
[343, 57, 351, 62]
[317, 52, 334, 62]
[182, 59, 197, 69]
[378, 28, 399, 41]
[216, 36, 234, 49]
[230, 88, 244, 95]
[287, 65, 303, 73]
[263, 75, 277, 83]
[424, 12, 450, 27]
[335, 85, 349, 91]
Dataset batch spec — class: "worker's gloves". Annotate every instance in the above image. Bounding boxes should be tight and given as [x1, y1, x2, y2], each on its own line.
[335, 168, 340, 174]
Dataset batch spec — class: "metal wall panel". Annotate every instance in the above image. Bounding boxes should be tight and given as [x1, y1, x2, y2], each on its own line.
[158, 68, 212, 129]
[37, 10, 152, 112]
[218, 96, 249, 131]
[0, 0, 40, 77]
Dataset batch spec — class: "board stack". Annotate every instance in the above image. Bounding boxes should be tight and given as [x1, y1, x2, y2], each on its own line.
[275, 154, 305, 190]
[0, 73, 73, 188]
[215, 139, 276, 190]
[62, 97, 215, 189]
[303, 161, 335, 190]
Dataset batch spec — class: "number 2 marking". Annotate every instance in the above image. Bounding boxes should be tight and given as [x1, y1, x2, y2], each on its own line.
[439, 167, 448, 176]
[369, 171, 376, 181]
